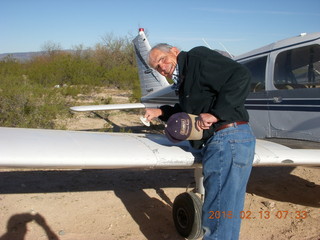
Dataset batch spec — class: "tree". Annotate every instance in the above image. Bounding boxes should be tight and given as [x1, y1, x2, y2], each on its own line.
[41, 41, 62, 57]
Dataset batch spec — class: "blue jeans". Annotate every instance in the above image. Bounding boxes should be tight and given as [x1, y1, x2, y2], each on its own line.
[201, 123, 255, 240]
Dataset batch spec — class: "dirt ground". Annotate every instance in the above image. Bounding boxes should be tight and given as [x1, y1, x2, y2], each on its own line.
[0, 88, 319, 240]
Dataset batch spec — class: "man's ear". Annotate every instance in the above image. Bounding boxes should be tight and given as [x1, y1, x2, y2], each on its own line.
[170, 47, 180, 56]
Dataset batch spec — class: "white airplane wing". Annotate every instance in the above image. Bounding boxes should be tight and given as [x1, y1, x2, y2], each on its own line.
[0, 127, 197, 168]
[70, 103, 146, 112]
[253, 139, 320, 165]
[1, 127, 319, 169]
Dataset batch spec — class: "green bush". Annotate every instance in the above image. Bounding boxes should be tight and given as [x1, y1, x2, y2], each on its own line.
[0, 33, 141, 128]
[0, 75, 69, 128]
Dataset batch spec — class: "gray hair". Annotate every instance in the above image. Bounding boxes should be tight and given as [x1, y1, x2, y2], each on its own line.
[147, 43, 175, 66]
[151, 43, 174, 52]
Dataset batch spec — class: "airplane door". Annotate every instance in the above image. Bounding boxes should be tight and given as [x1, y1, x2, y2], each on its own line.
[268, 44, 320, 142]
[242, 55, 271, 138]
[246, 91, 269, 138]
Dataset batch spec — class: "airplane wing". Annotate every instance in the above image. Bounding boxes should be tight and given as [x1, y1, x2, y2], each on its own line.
[70, 103, 146, 112]
[0, 127, 198, 168]
[253, 139, 320, 165]
[1, 127, 320, 169]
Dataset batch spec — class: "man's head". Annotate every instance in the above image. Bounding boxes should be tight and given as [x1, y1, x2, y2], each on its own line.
[147, 43, 180, 78]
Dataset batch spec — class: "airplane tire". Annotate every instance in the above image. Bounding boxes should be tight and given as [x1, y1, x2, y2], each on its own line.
[172, 192, 203, 240]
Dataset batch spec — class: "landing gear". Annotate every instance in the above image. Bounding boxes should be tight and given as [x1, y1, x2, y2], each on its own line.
[172, 166, 204, 239]
[172, 192, 203, 239]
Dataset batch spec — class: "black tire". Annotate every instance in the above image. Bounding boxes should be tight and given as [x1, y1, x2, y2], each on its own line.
[172, 192, 203, 239]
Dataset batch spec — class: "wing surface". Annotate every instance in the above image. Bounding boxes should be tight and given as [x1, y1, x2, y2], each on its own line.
[0, 127, 320, 169]
[70, 103, 146, 112]
[254, 139, 320, 165]
[0, 127, 197, 169]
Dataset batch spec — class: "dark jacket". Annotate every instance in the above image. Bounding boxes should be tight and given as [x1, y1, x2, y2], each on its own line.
[160, 46, 251, 149]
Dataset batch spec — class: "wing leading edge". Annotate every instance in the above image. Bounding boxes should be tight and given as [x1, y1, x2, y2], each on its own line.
[1, 127, 320, 169]
[70, 103, 146, 112]
[0, 127, 197, 169]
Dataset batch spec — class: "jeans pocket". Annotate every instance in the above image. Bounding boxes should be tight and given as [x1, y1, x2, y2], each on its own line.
[229, 138, 255, 168]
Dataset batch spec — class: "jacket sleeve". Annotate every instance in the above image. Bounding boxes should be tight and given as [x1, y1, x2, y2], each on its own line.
[159, 103, 182, 122]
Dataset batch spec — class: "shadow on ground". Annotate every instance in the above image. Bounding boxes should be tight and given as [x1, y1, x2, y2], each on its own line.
[0, 166, 319, 239]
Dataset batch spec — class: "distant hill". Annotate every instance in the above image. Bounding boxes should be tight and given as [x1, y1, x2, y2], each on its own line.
[0, 51, 44, 61]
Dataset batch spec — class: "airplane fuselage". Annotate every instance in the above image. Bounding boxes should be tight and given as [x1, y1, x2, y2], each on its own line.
[141, 32, 320, 143]
[236, 32, 320, 142]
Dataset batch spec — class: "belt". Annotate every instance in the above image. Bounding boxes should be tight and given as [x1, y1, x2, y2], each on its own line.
[215, 121, 248, 132]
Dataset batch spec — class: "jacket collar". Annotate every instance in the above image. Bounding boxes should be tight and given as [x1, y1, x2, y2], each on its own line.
[175, 51, 188, 95]
[177, 51, 187, 77]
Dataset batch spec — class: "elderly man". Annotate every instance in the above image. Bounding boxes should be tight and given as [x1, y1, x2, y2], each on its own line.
[145, 43, 255, 240]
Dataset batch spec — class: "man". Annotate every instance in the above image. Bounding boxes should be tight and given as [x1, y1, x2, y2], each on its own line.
[145, 43, 256, 240]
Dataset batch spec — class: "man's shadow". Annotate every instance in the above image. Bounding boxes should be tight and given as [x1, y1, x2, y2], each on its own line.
[0, 169, 191, 240]
[1, 166, 318, 239]
[0, 213, 59, 240]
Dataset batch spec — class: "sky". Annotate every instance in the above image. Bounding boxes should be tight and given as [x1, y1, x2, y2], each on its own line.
[0, 0, 319, 56]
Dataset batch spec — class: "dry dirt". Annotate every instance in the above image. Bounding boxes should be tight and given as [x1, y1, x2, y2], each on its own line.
[0, 88, 319, 240]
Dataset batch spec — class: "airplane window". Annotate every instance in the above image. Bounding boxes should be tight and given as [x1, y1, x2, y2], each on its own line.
[242, 56, 267, 92]
[274, 44, 320, 89]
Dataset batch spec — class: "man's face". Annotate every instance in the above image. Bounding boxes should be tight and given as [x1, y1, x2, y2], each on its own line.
[148, 47, 179, 78]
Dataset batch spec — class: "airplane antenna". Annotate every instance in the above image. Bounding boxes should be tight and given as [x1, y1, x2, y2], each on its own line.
[202, 38, 212, 49]
[218, 42, 233, 58]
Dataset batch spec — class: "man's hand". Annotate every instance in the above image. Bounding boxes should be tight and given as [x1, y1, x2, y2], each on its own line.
[196, 113, 219, 130]
[144, 108, 163, 122]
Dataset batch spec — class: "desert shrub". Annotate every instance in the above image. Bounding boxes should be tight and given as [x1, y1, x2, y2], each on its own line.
[0, 75, 69, 128]
[0, 33, 141, 128]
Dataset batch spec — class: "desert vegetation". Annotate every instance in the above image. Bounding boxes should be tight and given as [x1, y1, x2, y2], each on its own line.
[0, 34, 140, 129]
